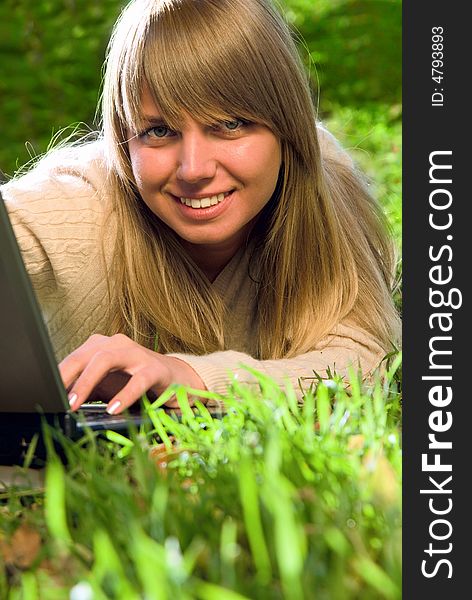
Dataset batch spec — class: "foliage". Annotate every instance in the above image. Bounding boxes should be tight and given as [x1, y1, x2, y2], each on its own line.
[1, 362, 402, 599]
[281, 0, 401, 111]
[0, 0, 121, 176]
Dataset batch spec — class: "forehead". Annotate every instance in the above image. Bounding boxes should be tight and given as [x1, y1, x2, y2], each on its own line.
[138, 88, 192, 129]
[135, 84, 249, 130]
[140, 86, 161, 117]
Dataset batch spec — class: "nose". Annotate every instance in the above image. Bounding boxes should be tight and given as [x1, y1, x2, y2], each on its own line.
[176, 130, 217, 183]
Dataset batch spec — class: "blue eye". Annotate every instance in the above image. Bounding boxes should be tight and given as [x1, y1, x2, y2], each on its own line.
[148, 125, 172, 138]
[139, 124, 175, 140]
[223, 119, 244, 131]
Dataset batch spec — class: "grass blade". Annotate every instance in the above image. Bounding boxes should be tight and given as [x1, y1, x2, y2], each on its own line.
[44, 459, 71, 545]
[238, 455, 271, 583]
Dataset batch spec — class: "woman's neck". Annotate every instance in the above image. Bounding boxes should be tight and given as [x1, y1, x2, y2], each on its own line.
[182, 238, 242, 282]
[179, 218, 258, 282]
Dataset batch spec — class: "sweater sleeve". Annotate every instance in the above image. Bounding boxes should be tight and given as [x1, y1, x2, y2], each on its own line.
[168, 323, 387, 398]
[1, 144, 109, 301]
[1, 143, 114, 360]
[2, 175, 100, 301]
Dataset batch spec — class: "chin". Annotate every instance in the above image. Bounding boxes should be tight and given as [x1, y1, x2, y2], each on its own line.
[180, 233, 230, 247]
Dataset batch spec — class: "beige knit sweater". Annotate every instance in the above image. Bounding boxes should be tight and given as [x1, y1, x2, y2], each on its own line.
[1, 130, 387, 397]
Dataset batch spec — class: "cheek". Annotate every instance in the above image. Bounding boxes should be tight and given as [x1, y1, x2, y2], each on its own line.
[240, 139, 281, 194]
[128, 145, 170, 191]
[231, 136, 279, 164]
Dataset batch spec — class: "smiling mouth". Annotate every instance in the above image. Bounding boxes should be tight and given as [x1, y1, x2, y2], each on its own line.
[178, 191, 233, 209]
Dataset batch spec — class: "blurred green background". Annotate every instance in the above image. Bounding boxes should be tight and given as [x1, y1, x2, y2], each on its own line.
[0, 0, 401, 241]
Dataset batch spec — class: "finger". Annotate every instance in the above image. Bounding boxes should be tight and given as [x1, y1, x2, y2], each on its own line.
[68, 349, 126, 410]
[59, 334, 110, 390]
[59, 352, 88, 392]
[163, 396, 180, 408]
[106, 367, 164, 414]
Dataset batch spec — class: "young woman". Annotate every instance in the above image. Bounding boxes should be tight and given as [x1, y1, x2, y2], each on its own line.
[1, 0, 400, 415]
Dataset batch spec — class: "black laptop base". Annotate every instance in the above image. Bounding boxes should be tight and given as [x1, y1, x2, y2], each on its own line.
[0, 410, 155, 467]
[0, 413, 66, 467]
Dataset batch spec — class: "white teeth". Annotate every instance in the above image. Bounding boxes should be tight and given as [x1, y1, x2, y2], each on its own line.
[179, 192, 231, 209]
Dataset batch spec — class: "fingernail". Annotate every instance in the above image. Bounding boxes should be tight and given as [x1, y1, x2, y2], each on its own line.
[107, 400, 121, 415]
[68, 392, 78, 407]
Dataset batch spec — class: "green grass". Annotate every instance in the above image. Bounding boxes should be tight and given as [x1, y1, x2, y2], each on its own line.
[1, 356, 402, 599]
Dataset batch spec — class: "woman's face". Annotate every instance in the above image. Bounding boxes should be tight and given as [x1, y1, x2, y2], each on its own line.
[128, 88, 281, 258]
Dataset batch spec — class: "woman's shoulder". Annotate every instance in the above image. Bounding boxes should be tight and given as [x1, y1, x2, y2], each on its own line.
[1, 139, 110, 217]
[316, 121, 354, 168]
[1, 140, 115, 280]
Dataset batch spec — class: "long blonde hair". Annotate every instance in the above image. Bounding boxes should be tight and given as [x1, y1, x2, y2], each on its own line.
[100, 0, 400, 358]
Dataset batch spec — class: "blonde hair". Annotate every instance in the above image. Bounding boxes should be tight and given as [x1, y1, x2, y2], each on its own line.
[100, 0, 400, 358]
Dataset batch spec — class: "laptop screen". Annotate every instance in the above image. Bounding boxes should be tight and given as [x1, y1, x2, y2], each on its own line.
[0, 189, 69, 413]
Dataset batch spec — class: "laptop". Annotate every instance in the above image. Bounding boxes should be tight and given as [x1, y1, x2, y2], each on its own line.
[0, 188, 222, 465]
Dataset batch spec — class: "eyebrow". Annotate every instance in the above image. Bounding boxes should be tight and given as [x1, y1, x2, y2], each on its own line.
[142, 115, 165, 124]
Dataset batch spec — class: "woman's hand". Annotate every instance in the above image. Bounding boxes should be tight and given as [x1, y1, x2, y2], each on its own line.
[59, 333, 206, 414]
